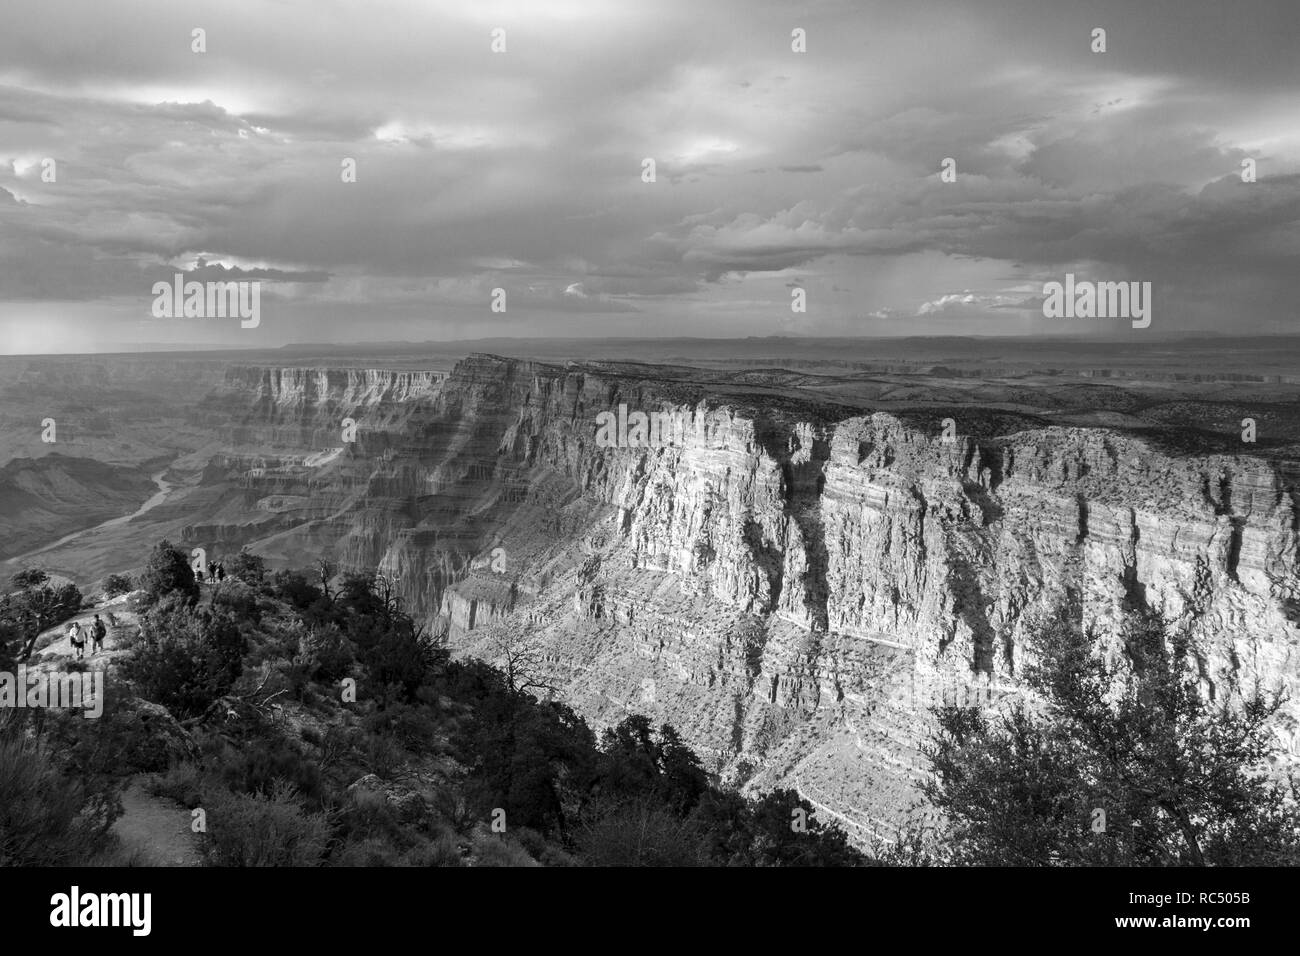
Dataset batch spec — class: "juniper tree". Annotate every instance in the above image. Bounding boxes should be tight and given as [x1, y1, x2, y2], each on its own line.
[922, 599, 1300, 866]
[2, 568, 83, 661]
[136, 540, 199, 607]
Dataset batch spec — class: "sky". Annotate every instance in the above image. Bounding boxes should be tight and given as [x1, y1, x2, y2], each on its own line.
[1, 0, 1298, 353]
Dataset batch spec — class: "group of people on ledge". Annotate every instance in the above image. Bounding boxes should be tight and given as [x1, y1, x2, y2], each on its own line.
[195, 562, 227, 584]
[62, 560, 230, 660]
[66, 614, 108, 661]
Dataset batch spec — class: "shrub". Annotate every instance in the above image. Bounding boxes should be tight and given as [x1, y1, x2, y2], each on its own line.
[363, 628, 436, 706]
[865, 825, 941, 867]
[118, 600, 247, 719]
[295, 624, 355, 684]
[213, 732, 326, 806]
[358, 732, 407, 780]
[315, 725, 364, 773]
[143, 762, 205, 809]
[539, 845, 581, 867]
[272, 570, 323, 612]
[404, 826, 463, 867]
[0, 715, 122, 865]
[102, 573, 134, 598]
[212, 578, 264, 625]
[332, 837, 401, 867]
[513, 826, 550, 860]
[135, 540, 198, 607]
[739, 788, 862, 866]
[226, 549, 267, 587]
[431, 786, 476, 832]
[200, 782, 331, 866]
[361, 702, 439, 752]
[472, 832, 540, 867]
[576, 798, 705, 867]
[35, 674, 171, 777]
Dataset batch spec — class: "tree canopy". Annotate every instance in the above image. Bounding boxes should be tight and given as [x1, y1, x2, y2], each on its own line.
[923, 599, 1300, 865]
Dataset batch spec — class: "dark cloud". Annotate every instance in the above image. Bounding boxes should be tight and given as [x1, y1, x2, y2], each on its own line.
[0, 0, 1297, 349]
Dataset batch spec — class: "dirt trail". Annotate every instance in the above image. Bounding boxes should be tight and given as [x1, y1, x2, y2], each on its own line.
[29, 594, 203, 866]
[111, 778, 203, 867]
[28, 597, 137, 668]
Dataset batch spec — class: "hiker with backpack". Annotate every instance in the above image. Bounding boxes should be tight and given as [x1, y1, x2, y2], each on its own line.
[90, 614, 107, 654]
[67, 620, 85, 660]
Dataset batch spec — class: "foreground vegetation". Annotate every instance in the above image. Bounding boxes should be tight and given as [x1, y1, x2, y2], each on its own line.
[921, 596, 1300, 865]
[1, 541, 862, 866]
[3, 544, 1296, 866]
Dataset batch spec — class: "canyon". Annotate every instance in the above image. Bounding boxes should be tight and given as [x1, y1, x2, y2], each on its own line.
[3, 340, 1298, 840]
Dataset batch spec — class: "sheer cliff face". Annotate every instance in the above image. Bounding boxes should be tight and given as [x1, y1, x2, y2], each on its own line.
[204, 366, 447, 447]
[203, 355, 1300, 837]
[223, 367, 445, 407]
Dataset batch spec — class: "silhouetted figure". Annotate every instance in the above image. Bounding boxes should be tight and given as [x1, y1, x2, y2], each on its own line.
[195, 566, 206, 584]
[91, 614, 107, 654]
[215, 563, 226, 583]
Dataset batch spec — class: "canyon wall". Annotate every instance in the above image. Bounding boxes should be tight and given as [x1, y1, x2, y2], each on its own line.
[196, 355, 1300, 840]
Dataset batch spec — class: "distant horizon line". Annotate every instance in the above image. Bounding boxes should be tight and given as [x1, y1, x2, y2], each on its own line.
[5, 329, 1295, 359]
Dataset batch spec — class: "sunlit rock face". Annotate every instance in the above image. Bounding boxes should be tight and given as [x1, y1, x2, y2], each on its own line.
[197, 354, 1300, 841]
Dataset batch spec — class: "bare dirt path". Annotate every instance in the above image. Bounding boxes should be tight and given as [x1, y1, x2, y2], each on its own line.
[111, 778, 203, 867]
[28, 596, 137, 666]
[28, 594, 203, 866]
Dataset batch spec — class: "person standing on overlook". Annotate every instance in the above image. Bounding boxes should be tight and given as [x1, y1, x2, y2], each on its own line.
[67, 619, 85, 660]
[90, 614, 107, 654]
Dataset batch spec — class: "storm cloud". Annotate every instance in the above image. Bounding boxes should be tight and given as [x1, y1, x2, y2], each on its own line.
[1, 0, 1298, 351]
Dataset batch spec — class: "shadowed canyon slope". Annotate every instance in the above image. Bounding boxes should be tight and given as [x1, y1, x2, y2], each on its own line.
[4, 345, 1299, 839]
